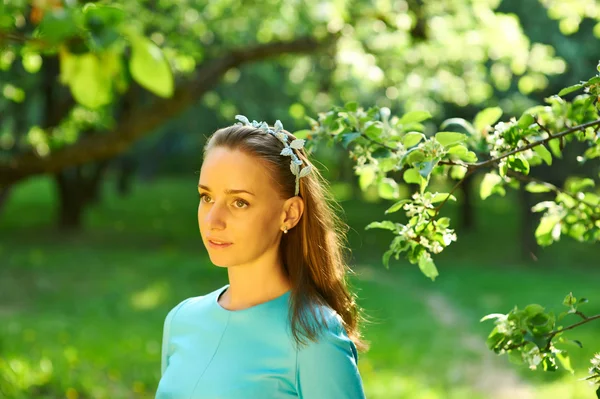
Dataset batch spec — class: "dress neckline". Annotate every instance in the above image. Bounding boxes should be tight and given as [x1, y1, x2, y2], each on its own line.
[213, 284, 291, 315]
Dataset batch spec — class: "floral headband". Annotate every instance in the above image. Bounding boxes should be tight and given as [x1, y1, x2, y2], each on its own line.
[235, 115, 312, 196]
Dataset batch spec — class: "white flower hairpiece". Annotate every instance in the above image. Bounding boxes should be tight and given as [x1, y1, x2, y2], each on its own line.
[235, 114, 312, 196]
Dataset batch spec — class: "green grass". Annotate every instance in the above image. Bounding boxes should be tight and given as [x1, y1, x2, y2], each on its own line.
[1, 176, 599, 399]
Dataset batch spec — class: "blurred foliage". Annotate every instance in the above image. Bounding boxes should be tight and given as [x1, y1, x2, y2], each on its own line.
[307, 66, 600, 394]
[1, 0, 598, 181]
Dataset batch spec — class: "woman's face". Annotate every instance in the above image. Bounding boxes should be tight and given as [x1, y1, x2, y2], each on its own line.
[198, 147, 286, 267]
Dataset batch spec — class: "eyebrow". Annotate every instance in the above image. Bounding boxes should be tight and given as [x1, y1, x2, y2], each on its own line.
[198, 184, 255, 196]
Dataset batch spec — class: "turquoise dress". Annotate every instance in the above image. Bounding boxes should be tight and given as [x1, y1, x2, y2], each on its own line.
[155, 284, 366, 399]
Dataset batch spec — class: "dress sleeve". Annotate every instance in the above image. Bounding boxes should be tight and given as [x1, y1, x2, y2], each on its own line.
[160, 297, 193, 376]
[295, 310, 366, 399]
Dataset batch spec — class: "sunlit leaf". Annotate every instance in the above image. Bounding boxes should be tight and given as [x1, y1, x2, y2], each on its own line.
[435, 132, 467, 147]
[474, 107, 502, 132]
[129, 35, 174, 98]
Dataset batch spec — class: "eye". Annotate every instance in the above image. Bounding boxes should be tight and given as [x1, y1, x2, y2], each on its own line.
[199, 193, 212, 203]
[234, 199, 249, 209]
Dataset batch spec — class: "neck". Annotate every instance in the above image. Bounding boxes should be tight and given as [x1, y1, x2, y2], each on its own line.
[220, 261, 292, 311]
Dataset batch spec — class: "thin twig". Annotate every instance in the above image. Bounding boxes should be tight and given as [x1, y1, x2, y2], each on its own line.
[536, 119, 553, 137]
[0, 32, 48, 47]
[505, 170, 600, 212]
[476, 118, 600, 168]
[505, 313, 600, 351]
[575, 310, 588, 320]
[551, 314, 600, 336]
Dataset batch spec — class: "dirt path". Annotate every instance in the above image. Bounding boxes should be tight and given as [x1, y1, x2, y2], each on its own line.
[355, 265, 536, 399]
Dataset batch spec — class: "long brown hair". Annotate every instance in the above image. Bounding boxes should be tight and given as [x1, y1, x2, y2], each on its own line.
[203, 123, 370, 352]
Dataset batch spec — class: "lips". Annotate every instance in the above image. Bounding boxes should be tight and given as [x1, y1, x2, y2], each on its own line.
[207, 238, 232, 248]
[208, 238, 231, 245]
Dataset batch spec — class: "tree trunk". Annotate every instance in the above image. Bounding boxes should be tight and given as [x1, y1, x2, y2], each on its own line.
[56, 169, 84, 230]
[459, 172, 475, 231]
[0, 186, 12, 216]
[116, 156, 137, 197]
[54, 161, 109, 230]
[519, 186, 539, 261]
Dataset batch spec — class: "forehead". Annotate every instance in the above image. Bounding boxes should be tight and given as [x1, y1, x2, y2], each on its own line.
[199, 147, 277, 194]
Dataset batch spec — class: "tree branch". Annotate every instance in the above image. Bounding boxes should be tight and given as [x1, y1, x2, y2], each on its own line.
[505, 313, 600, 351]
[550, 313, 600, 336]
[0, 32, 50, 48]
[476, 118, 600, 168]
[0, 35, 337, 186]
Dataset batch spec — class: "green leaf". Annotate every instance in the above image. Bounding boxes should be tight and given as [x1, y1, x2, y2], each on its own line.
[365, 221, 397, 231]
[435, 132, 467, 147]
[517, 113, 535, 129]
[364, 122, 383, 140]
[558, 83, 584, 97]
[480, 313, 506, 322]
[403, 168, 422, 185]
[385, 199, 410, 214]
[68, 53, 113, 109]
[341, 132, 361, 148]
[548, 138, 563, 158]
[402, 132, 426, 148]
[533, 144, 552, 165]
[542, 356, 558, 372]
[382, 249, 394, 269]
[566, 177, 595, 193]
[508, 154, 530, 175]
[37, 9, 81, 45]
[525, 182, 552, 193]
[474, 107, 503, 132]
[345, 101, 358, 112]
[587, 76, 600, 86]
[486, 329, 506, 351]
[358, 166, 377, 190]
[450, 165, 468, 180]
[129, 36, 174, 98]
[480, 173, 505, 200]
[563, 292, 576, 307]
[372, 147, 392, 159]
[524, 332, 550, 350]
[398, 110, 432, 125]
[416, 160, 436, 178]
[440, 118, 476, 135]
[404, 148, 426, 165]
[418, 251, 439, 281]
[583, 192, 600, 206]
[525, 304, 545, 317]
[378, 178, 400, 199]
[447, 145, 477, 162]
[293, 129, 311, 139]
[565, 339, 583, 348]
[535, 214, 562, 246]
[430, 193, 457, 203]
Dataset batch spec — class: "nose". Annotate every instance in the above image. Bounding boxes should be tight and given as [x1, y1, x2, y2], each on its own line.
[201, 200, 227, 231]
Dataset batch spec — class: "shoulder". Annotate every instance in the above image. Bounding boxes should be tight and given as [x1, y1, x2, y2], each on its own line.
[298, 303, 358, 362]
[294, 303, 364, 398]
[163, 285, 224, 323]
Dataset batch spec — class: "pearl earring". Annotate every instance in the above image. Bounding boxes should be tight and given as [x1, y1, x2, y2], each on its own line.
[283, 226, 288, 234]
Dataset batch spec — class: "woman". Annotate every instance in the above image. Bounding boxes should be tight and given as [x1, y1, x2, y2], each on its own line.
[155, 116, 369, 398]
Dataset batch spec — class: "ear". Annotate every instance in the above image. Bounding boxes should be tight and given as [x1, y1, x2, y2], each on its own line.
[280, 196, 305, 230]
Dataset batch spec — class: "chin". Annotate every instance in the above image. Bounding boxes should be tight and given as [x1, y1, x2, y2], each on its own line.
[207, 256, 232, 268]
